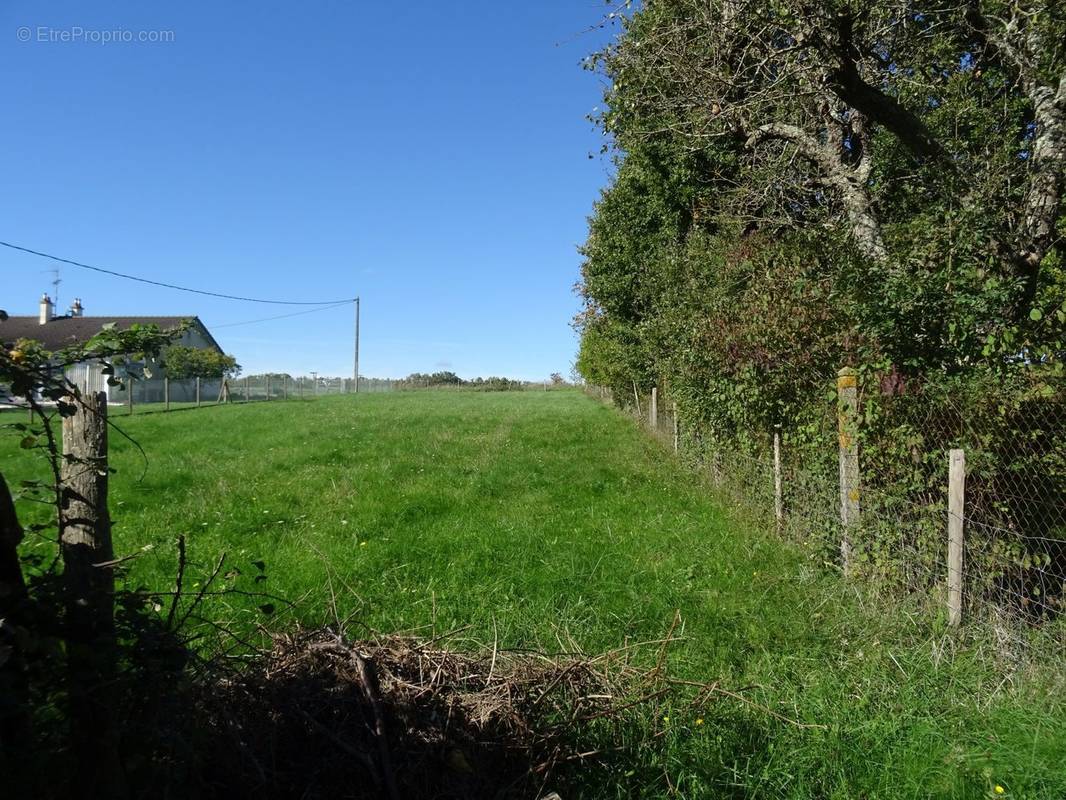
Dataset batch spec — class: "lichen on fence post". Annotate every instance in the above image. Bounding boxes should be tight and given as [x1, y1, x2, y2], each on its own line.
[837, 367, 860, 575]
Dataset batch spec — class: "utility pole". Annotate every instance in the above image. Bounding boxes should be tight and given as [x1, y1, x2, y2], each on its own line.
[353, 296, 360, 394]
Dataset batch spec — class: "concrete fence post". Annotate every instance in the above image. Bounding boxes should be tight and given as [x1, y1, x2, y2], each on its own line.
[196, 376, 201, 407]
[244, 377, 250, 403]
[266, 375, 272, 401]
[773, 428, 784, 534]
[837, 367, 860, 575]
[650, 387, 658, 430]
[948, 449, 966, 627]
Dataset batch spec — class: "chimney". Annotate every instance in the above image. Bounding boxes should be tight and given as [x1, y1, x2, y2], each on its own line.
[39, 293, 53, 325]
[70, 297, 84, 317]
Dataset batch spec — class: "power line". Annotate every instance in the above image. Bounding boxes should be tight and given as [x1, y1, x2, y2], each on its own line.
[212, 300, 352, 329]
[0, 239, 356, 305]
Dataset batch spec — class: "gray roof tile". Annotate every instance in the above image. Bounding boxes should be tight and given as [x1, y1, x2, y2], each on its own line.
[0, 316, 204, 351]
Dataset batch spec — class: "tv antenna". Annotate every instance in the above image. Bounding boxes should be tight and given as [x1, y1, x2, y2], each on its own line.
[42, 268, 62, 311]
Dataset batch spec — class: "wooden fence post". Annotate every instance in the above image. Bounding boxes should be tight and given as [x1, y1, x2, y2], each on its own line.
[948, 449, 966, 627]
[0, 473, 30, 756]
[60, 391, 124, 796]
[164, 377, 170, 411]
[673, 401, 679, 454]
[650, 387, 658, 430]
[837, 367, 860, 575]
[773, 428, 784, 534]
[195, 376, 201, 407]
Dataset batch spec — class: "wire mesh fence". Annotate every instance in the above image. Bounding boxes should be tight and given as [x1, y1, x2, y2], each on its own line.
[1, 374, 574, 416]
[590, 377, 1066, 663]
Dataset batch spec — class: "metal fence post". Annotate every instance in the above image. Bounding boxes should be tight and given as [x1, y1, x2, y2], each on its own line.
[196, 377, 201, 408]
[837, 367, 860, 575]
[164, 377, 170, 411]
[948, 449, 966, 627]
[266, 375, 272, 401]
[244, 377, 250, 403]
[127, 378, 134, 415]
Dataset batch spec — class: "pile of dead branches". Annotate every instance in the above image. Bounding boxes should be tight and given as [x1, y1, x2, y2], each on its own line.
[193, 626, 684, 799]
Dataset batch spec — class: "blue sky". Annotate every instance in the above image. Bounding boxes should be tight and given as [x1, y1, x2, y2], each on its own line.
[0, 1, 621, 380]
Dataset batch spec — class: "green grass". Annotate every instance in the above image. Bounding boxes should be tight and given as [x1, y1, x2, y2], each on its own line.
[3, 390, 1064, 798]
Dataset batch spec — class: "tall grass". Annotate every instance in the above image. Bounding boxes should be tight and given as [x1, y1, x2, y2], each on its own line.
[2, 390, 1063, 798]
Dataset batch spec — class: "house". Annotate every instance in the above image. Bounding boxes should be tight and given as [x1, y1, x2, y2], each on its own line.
[1, 294, 225, 404]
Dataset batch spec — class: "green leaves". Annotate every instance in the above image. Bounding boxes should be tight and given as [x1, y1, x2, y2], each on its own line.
[162, 344, 240, 380]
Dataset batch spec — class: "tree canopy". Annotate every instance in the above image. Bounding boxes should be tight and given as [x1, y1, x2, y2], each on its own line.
[577, 0, 1064, 409]
[163, 345, 241, 380]
[575, 0, 1066, 573]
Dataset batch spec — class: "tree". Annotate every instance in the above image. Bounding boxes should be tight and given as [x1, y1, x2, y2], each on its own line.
[592, 0, 1066, 298]
[162, 345, 240, 379]
[574, 0, 1065, 587]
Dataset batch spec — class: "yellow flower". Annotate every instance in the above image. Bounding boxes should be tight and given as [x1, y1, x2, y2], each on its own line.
[695, 718, 704, 726]
[994, 787, 1005, 795]
[360, 541, 368, 547]
[662, 715, 670, 723]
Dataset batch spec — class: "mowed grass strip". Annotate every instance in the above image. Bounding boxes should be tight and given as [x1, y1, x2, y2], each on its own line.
[3, 390, 1064, 798]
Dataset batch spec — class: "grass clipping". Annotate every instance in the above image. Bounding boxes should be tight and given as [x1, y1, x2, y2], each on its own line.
[199, 626, 690, 799]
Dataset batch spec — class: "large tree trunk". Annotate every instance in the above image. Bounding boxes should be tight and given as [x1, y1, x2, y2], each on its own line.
[747, 121, 889, 263]
[839, 175, 888, 264]
[1021, 78, 1066, 272]
[60, 392, 126, 798]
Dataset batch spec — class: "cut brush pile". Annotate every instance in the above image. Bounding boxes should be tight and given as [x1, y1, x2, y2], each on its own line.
[192, 624, 738, 800]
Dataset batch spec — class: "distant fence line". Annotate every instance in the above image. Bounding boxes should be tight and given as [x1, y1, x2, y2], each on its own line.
[2, 374, 569, 413]
[587, 378, 1066, 662]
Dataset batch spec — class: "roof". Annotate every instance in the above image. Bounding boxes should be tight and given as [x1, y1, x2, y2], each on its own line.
[0, 315, 222, 353]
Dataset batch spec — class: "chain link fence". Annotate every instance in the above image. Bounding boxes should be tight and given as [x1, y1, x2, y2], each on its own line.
[2, 374, 568, 415]
[589, 378, 1066, 662]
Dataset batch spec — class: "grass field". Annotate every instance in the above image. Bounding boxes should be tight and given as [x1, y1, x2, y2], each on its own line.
[3, 390, 1064, 798]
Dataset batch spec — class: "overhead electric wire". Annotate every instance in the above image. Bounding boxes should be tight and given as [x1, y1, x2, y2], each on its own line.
[0, 239, 357, 305]
[211, 300, 352, 329]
